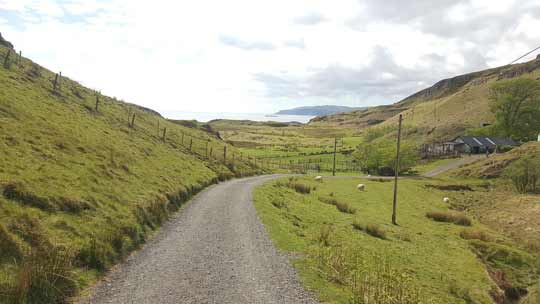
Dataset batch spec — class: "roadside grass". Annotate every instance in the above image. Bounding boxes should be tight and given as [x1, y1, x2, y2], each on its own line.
[254, 177, 540, 303]
[0, 44, 262, 302]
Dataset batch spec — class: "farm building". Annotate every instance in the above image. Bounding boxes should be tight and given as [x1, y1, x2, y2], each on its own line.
[453, 136, 519, 154]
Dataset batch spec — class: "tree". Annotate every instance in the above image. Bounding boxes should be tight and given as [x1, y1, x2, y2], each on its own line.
[354, 140, 418, 175]
[489, 78, 540, 141]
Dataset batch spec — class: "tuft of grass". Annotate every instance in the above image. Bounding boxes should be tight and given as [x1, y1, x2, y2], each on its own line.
[352, 221, 386, 240]
[2, 182, 56, 212]
[319, 197, 357, 214]
[0, 223, 22, 262]
[317, 225, 334, 247]
[460, 229, 492, 242]
[8, 245, 78, 304]
[426, 211, 472, 226]
[271, 199, 287, 209]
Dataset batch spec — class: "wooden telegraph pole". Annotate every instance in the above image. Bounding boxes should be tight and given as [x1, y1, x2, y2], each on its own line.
[332, 138, 337, 176]
[392, 114, 403, 225]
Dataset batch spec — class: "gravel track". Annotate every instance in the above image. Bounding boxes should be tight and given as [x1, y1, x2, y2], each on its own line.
[82, 175, 317, 304]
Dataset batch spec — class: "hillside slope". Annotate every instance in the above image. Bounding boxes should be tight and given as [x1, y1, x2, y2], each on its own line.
[275, 105, 362, 116]
[310, 58, 540, 142]
[0, 37, 260, 302]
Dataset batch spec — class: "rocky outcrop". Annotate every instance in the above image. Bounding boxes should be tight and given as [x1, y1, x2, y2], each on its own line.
[0, 32, 14, 49]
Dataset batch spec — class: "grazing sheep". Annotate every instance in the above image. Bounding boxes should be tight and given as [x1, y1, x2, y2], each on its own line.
[315, 176, 323, 182]
[443, 197, 450, 203]
[357, 184, 366, 191]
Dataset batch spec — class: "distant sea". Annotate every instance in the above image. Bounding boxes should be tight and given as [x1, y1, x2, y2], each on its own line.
[163, 111, 316, 124]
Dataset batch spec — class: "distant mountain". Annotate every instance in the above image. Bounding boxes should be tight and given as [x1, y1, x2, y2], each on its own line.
[275, 105, 362, 116]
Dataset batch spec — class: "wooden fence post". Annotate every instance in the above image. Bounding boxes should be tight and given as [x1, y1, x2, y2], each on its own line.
[223, 145, 227, 164]
[3, 49, 11, 69]
[392, 114, 403, 225]
[162, 127, 167, 141]
[332, 138, 337, 176]
[189, 138, 193, 151]
[206, 141, 209, 157]
[209, 146, 213, 158]
[53, 73, 59, 91]
[18, 51, 21, 66]
[157, 120, 160, 137]
[95, 93, 100, 112]
[130, 113, 136, 128]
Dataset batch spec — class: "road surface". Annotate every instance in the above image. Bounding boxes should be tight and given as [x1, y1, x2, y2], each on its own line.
[82, 175, 317, 304]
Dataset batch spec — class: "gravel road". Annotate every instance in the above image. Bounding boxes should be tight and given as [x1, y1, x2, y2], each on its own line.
[82, 175, 317, 304]
[423, 155, 484, 177]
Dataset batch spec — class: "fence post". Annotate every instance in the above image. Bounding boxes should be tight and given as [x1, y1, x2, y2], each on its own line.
[206, 141, 209, 158]
[162, 127, 167, 141]
[95, 93, 100, 112]
[209, 146, 213, 158]
[189, 138, 193, 151]
[53, 73, 59, 91]
[332, 138, 337, 176]
[3, 49, 11, 69]
[157, 120, 160, 137]
[392, 114, 403, 226]
[223, 145, 227, 164]
[18, 50, 21, 66]
[130, 113, 136, 128]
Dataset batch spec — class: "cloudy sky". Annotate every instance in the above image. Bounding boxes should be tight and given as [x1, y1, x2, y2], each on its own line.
[1, 0, 540, 116]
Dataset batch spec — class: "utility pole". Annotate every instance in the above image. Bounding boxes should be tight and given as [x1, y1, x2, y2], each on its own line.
[332, 138, 337, 176]
[392, 114, 403, 225]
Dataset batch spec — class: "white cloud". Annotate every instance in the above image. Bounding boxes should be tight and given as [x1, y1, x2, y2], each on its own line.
[1, 0, 539, 115]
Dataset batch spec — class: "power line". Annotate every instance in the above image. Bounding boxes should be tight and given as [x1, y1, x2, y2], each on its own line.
[509, 45, 540, 65]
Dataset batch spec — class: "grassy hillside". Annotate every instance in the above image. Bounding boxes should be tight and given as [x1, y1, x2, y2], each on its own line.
[452, 142, 540, 178]
[254, 177, 540, 303]
[310, 58, 540, 143]
[0, 41, 261, 303]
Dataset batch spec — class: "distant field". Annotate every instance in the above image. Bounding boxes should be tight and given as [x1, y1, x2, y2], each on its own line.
[208, 120, 363, 172]
[254, 176, 540, 303]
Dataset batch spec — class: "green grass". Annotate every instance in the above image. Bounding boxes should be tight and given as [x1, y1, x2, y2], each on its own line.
[0, 44, 262, 303]
[254, 177, 540, 303]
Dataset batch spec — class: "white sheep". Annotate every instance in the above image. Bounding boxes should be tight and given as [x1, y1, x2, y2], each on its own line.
[315, 176, 323, 182]
[357, 184, 366, 191]
[443, 197, 450, 203]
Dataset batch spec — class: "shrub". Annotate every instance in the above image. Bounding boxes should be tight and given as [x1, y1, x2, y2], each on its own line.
[503, 156, 540, 193]
[352, 221, 386, 239]
[77, 238, 114, 271]
[291, 182, 312, 194]
[426, 211, 472, 226]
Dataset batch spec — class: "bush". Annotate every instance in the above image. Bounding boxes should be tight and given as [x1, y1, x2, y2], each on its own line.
[426, 211, 472, 226]
[354, 139, 419, 175]
[503, 156, 540, 193]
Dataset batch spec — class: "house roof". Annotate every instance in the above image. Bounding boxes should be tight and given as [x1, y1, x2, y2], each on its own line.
[454, 136, 519, 147]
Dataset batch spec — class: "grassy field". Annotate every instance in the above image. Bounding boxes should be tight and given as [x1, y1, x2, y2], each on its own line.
[253, 176, 540, 303]
[208, 120, 363, 173]
[0, 44, 262, 303]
